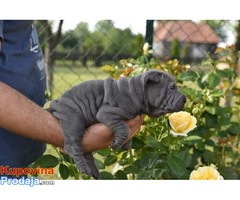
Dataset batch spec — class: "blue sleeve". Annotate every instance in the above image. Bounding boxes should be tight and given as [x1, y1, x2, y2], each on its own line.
[0, 20, 3, 41]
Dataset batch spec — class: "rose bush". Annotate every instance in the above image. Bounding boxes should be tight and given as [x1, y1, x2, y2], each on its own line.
[97, 44, 240, 180]
[33, 44, 240, 180]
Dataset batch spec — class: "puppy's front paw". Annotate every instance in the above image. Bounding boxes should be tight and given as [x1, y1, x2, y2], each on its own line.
[121, 139, 132, 150]
[110, 140, 123, 149]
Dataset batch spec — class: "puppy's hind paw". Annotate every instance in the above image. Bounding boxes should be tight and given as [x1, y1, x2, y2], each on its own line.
[92, 172, 101, 180]
[76, 159, 92, 177]
[84, 152, 101, 180]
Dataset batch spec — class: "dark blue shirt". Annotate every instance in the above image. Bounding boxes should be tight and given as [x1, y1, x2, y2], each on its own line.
[0, 20, 47, 168]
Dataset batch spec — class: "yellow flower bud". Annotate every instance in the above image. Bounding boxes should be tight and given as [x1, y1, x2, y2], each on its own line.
[143, 42, 150, 53]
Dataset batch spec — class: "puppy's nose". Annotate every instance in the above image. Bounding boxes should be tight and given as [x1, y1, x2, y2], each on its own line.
[182, 94, 186, 104]
[176, 94, 186, 109]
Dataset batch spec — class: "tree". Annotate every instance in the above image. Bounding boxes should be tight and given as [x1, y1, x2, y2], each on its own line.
[95, 20, 114, 33]
[39, 20, 144, 69]
[37, 20, 64, 95]
[62, 22, 91, 66]
[171, 38, 180, 60]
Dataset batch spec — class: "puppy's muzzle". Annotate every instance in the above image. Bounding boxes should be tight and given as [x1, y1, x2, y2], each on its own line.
[175, 93, 186, 111]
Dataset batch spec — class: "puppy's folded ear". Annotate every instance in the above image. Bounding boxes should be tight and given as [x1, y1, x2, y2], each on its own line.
[141, 69, 163, 87]
[141, 70, 164, 114]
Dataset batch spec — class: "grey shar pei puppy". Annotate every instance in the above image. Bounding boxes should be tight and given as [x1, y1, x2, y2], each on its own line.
[48, 69, 186, 179]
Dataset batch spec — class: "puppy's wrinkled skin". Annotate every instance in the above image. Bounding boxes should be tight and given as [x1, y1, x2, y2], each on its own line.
[48, 69, 186, 179]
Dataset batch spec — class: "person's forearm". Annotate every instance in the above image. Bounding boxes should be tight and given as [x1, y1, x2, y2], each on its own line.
[0, 81, 64, 147]
[0, 81, 142, 152]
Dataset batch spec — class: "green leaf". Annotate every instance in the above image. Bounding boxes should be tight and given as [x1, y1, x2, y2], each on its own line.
[183, 135, 202, 143]
[176, 150, 192, 167]
[131, 137, 145, 149]
[68, 165, 79, 177]
[60, 152, 74, 163]
[154, 159, 166, 169]
[97, 148, 112, 157]
[205, 139, 216, 146]
[217, 108, 231, 126]
[178, 71, 199, 82]
[59, 163, 70, 180]
[121, 151, 129, 159]
[203, 150, 217, 163]
[204, 112, 220, 129]
[123, 165, 140, 174]
[208, 72, 221, 88]
[180, 87, 202, 103]
[144, 136, 159, 148]
[118, 158, 130, 166]
[152, 169, 166, 179]
[101, 171, 114, 180]
[202, 57, 212, 66]
[206, 106, 216, 115]
[148, 155, 165, 169]
[167, 155, 186, 178]
[194, 125, 211, 138]
[180, 88, 195, 98]
[33, 154, 59, 168]
[227, 123, 240, 135]
[114, 170, 128, 180]
[201, 73, 209, 83]
[136, 170, 151, 180]
[135, 152, 159, 170]
[104, 155, 118, 166]
[195, 142, 205, 151]
[216, 68, 234, 78]
[95, 158, 105, 169]
[219, 167, 238, 179]
[210, 89, 224, 98]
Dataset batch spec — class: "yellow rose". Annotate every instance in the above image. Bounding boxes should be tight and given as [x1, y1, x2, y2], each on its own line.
[189, 164, 224, 180]
[168, 111, 197, 136]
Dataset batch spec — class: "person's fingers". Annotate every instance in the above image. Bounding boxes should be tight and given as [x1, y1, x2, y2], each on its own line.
[126, 115, 144, 127]
[124, 115, 144, 144]
[129, 116, 143, 135]
[82, 115, 144, 152]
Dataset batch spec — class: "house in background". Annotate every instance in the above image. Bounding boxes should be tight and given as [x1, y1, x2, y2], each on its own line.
[153, 21, 222, 62]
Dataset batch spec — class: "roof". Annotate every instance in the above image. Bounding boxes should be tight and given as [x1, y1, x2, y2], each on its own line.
[154, 21, 222, 44]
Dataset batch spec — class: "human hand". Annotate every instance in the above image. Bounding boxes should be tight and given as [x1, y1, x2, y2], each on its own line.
[122, 115, 144, 146]
[82, 115, 143, 152]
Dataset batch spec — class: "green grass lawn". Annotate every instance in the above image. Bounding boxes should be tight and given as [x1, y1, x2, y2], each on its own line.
[52, 66, 109, 99]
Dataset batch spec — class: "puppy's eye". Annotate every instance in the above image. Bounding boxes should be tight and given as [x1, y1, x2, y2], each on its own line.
[170, 85, 175, 90]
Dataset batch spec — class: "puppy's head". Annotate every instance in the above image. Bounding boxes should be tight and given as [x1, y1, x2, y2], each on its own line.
[141, 69, 186, 117]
